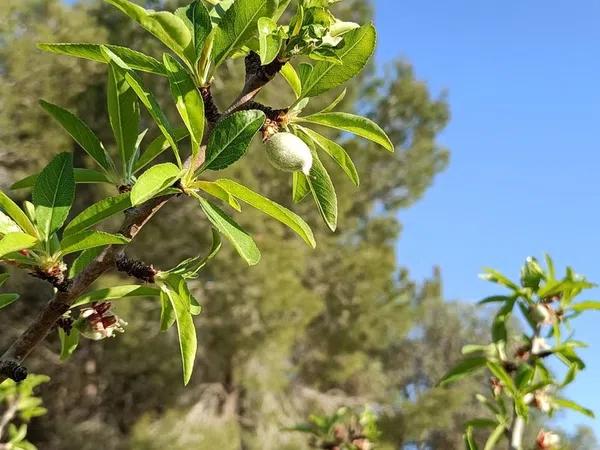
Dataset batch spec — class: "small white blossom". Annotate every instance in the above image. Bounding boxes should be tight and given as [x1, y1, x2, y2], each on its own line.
[536, 429, 560, 449]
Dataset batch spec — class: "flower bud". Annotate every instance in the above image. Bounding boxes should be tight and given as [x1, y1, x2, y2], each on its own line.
[530, 303, 555, 325]
[79, 302, 127, 340]
[536, 429, 560, 449]
[264, 132, 313, 175]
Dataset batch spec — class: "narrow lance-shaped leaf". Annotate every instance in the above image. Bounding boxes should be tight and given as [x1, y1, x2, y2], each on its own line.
[32, 152, 75, 239]
[257, 17, 283, 65]
[212, 0, 278, 67]
[64, 193, 132, 236]
[40, 101, 114, 173]
[300, 24, 376, 98]
[0, 293, 20, 310]
[280, 62, 302, 98]
[299, 126, 359, 186]
[175, 0, 212, 64]
[202, 110, 265, 171]
[103, 47, 182, 167]
[105, 0, 194, 64]
[553, 397, 595, 418]
[37, 43, 166, 76]
[483, 424, 506, 450]
[295, 129, 338, 231]
[0, 191, 38, 237]
[570, 300, 600, 312]
[12, 168, 113, 190]
[107, 64, 140, 176]
[299, 111, 394, 152]
[163, 54, 204, 157]
[195, 194, 260, 266]
[131, 163, 181, 206]
[437, 357, 488, 386]
[215, 179, 316, 248]
[292, 171, 311, 203]
[59, 231, 129, 256]
[58, 327, 80, 362]
[190, 180, 242, 211]
[0, 233, 38, 259]
[161, 284, 197, 385]
[73, 285, 160, 308]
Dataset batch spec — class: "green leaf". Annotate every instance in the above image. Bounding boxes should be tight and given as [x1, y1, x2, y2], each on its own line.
[73, 285, 160, 307]
[11, 168, 112, 190]
[212, 0, 278, 67]
[203, 110, 265, 170]
[299, 111, 394, 152]
[134, 128, 189, 174]
[131, 163, 181, 206]
[163, 54, 205, 156]
[60, 231, 129, 256]
[571, 300, 600, 312]
[553, 398, 595, 418]
[64, 193, 132, 236]
[58, 327, 80, 361]
[300, 24, 376, 98]
[478, 295, 514, 305]
[257, 17, 283, 65]
[296, 130, 337, 231]
[0, 192, 38, 237]
[215, 179, 316, 247]
[175, 1, 213, 64]
[299, 126, 359, 186]
[0, 274, 9, 288]
[491, 297, 516, 344]
[37, 43, 166, 75]
[0, 293, 19, 310]
[105, 0, 194, 63]
[0, 233, 38, 259]
[480, 269, 520, 290]
[162, 284, 197, 385]
[190, 180, 241, 211]
[40, 101, 113, 173]
[160, 291, 176, 331]
[437, 357, 487, 386]
[166, 227, 222, 279]
[0, 211, 21, 235]
[103, 48, 181, 167]
[483, 424, 506, 450]
[69, 247, 105, 279]
[464, 426, 479, 450]
[292, 171, 311, 203]
[280, 62, 302, 98]
[32, 152, 75, 239]
[107, 64, 140, 176]
[195, 195, 260, 266]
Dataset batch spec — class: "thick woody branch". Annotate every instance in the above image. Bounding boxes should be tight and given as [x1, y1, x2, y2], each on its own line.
[224, 51, 288, 115]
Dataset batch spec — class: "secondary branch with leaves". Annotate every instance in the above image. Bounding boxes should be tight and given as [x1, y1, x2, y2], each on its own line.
[0, 0, 392, 390]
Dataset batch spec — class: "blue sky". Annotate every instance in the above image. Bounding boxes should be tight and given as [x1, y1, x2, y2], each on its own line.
[373, 0, 600, 434]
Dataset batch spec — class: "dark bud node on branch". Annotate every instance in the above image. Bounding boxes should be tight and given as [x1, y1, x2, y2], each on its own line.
[116, 253, 157, 283]
[0, 360, 28, 382]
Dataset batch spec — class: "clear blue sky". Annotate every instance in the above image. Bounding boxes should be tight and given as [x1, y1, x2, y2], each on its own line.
[373, 0, 600, 434]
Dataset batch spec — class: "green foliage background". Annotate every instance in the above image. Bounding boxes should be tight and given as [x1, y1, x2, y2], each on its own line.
[0, 1, 596, 449]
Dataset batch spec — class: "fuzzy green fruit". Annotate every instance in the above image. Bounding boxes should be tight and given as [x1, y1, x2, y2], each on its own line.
[264, 132, 313, 175]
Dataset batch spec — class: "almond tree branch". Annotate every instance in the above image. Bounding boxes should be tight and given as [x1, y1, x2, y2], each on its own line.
[0, 194, 172, 384]
[0, 55, 288, 383]
[224, 51, 288, 115]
